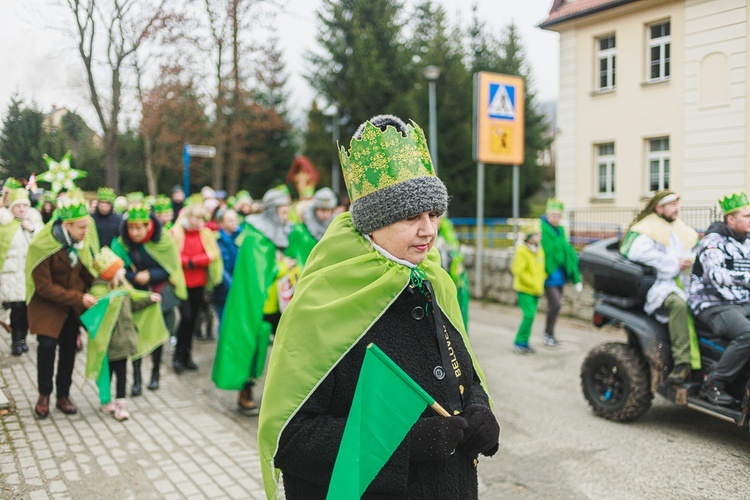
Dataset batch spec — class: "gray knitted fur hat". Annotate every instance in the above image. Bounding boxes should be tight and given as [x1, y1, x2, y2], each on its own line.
[342, 114, 448, 234]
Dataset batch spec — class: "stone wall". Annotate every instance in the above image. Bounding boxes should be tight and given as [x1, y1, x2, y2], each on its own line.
[461, 246, 595, 323]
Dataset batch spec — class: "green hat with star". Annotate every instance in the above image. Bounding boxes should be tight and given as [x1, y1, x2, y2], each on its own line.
[38, 151, 87, 194]
[127, 202, 151, 223]
[57, 191, 89, 222]
[719, 191, 750, 215]
[339, 115, 447, 234]
[97, 187, 116, 203]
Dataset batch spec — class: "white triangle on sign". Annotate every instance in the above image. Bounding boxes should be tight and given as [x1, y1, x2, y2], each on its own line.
[489, 85, 515, 119]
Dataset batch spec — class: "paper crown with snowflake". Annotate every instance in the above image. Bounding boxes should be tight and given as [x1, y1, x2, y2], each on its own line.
[127, 202, 151, 223]
[153, 195, 173, 214]
[92, 246, 125, 281]
[57, 191, 89, 222]
[719, 191, 750, 215]
[97, 187, 116, 203]
[338, 115, 447, 234]
[38, 152, 87, 194]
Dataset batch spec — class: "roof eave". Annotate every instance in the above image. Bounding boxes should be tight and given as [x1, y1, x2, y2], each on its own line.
[539, 0, 642, 30]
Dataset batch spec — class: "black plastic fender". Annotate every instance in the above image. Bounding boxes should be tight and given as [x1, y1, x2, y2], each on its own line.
[594, 302, 672, 379]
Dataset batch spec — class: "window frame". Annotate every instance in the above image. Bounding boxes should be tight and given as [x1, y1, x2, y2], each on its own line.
[646, 137, 670, 193]
[595, 143, 616, 199]
[647, 20, 671, 82]
[596, 34, 617, 91]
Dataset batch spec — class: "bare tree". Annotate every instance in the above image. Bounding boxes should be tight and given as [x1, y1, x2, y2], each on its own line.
[65, 0, 170, 192]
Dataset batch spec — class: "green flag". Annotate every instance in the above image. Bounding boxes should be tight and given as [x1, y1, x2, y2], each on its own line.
[326, 343, 436, 499]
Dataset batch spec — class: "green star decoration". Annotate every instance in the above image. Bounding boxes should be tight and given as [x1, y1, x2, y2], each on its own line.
[38, 151, 87, 194]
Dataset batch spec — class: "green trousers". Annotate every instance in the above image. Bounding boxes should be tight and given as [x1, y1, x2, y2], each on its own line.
[514, 292, 540, 345]
[664, 293, 692, 366]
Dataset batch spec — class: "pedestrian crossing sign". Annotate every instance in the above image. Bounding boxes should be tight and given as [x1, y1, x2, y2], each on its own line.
[474, 72, 524, 164]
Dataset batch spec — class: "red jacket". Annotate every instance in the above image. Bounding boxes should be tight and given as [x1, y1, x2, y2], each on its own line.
[180, 229, 210, 288]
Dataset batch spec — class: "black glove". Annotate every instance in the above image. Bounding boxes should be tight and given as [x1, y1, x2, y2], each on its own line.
[409, 415, 468, 462]
[458, 404, 500, 458]
[187, 259, 195, 269]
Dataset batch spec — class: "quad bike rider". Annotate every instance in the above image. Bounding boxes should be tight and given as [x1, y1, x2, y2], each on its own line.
[578, 193, 750, 430]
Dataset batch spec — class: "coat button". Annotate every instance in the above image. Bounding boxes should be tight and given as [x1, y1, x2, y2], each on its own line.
[433, 366, 445, 380]
[411, 306, 425, 320]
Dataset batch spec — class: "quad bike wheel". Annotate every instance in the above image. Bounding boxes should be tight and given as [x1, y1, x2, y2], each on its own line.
[581, 342, 653, 422]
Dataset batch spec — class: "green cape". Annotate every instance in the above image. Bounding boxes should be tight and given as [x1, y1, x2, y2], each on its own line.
[212, 224, 278, 389]
[257, 213, 491, 499]
[26, 217, 100, 304]
[438, 218, 471, 331]
[0, 220, 21, 272]
[83, 283, 169, 381]
[541, 217, 581, 283]
[286, 222, 318, 268]
[111, 234, 187, 300]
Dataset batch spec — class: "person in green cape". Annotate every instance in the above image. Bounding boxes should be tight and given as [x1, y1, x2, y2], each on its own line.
[540, 198, 582, 347]
[85, 247, 166, 421]
[436, 217, 471, 331]
[212, 185, 300, 415]
[27, 191, 98, 418]
[258, 115, 499, 498]
[111, 202, 187, 393]
[0, 189, 43, 355]
[153, 195, 174, 230]
[286, 187, 337, 267]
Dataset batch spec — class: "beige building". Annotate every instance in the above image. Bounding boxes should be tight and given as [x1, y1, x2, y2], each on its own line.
[541, 0, 748, 214]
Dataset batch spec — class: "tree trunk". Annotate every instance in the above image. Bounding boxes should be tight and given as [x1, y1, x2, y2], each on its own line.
[226, 0, 241, 196]
[143, 135, 157, 195]
[212, 48, 225, 191]
[104, 130, 119, 192]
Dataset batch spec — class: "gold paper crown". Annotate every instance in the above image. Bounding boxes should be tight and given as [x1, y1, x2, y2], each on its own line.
[338, 120, 435, 203]
[127, 202, 151, 223]
[719, 191, 750, 215]
[8, 188, 30, 207]
[57, 192, 89, 221]
[97, 187, 116, 203]
[92, 246, 124, 280]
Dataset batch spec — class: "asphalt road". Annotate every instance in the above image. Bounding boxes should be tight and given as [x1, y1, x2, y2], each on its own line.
[468, 301, 750, 500]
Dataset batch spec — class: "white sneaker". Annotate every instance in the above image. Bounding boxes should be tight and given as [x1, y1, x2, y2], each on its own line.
[100, 401, 116, 414]
[114, 400, 130, 421]
[543, 334, 560, 348]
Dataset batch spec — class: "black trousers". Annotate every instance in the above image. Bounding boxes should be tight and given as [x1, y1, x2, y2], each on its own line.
[175, 286, 205, 360]
[37, 312, 79, 397]
[109, 358, 127, 399]
[8, 302, 28, 343]
[697, 303, 750, 386]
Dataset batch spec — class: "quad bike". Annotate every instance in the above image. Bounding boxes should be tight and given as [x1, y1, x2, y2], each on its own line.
[578, 238, 750, 431]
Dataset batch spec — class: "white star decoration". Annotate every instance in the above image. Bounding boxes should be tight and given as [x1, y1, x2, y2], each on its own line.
[38, 151, 87, 193]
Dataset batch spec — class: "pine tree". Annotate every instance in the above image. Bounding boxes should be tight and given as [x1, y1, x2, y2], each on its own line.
[304, 99, 336, 191]
[0, 95, 46, 180]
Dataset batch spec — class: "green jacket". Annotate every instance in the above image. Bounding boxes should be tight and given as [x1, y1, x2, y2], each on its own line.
[286, 223, 318, 268]
[541, 217, 580, 285]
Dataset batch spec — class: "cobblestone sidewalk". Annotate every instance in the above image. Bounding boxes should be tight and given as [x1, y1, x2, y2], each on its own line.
[0, 328, 267, 499]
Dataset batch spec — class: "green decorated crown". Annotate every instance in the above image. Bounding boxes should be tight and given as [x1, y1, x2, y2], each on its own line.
[8, 188, 30, 207]
[127, 202, 151, 223]
[234, 190, 252, 204]
[546, 198, 564, 214]
[57, 192, 89, 222]
[3, 177, 23, 190]
[114, 196, 128, 214]
[97, 187, 116, 203]
[126, 191, 144, 203]
[719, 191, 750, 215]
[338, 120, 434, 203]
[153, 195, 172, 214]
[92, 246, 125, 280]
[185, 193, 203, 207]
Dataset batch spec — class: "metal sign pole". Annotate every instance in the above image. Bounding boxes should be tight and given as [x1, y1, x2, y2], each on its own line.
[475, 162, 485, 296]
[513, 164, 520, 238]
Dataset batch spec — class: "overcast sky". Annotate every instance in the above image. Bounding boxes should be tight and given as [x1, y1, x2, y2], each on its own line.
[0, 1, 559, 131]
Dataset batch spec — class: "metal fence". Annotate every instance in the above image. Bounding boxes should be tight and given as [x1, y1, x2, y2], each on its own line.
[451, 205, 720, 250]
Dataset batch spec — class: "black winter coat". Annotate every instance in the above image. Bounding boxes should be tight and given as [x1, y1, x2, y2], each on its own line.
[276, 284, 491, 499]
[92, 210, 123, 248]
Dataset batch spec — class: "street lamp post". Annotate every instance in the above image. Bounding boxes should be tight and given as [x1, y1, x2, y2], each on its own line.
[424, 65, 441, 174]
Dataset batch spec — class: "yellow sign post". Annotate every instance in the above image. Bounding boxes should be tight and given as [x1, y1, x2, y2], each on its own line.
[474, 72, 525, 164]
[473, 72, 526, 295]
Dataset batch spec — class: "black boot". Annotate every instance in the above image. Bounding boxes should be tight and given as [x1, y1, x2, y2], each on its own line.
[148, 347, 161, 390]
[131, 359, 143, 396]
[173, 348, 185, 374]
[10, 329, 23, 356]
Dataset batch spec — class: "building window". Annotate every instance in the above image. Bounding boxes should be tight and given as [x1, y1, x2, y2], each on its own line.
[647, 137, 670, 192]
[596, 143, 615, 197]
[597, 35, 616, 91]
[648, 21, 670, 81]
